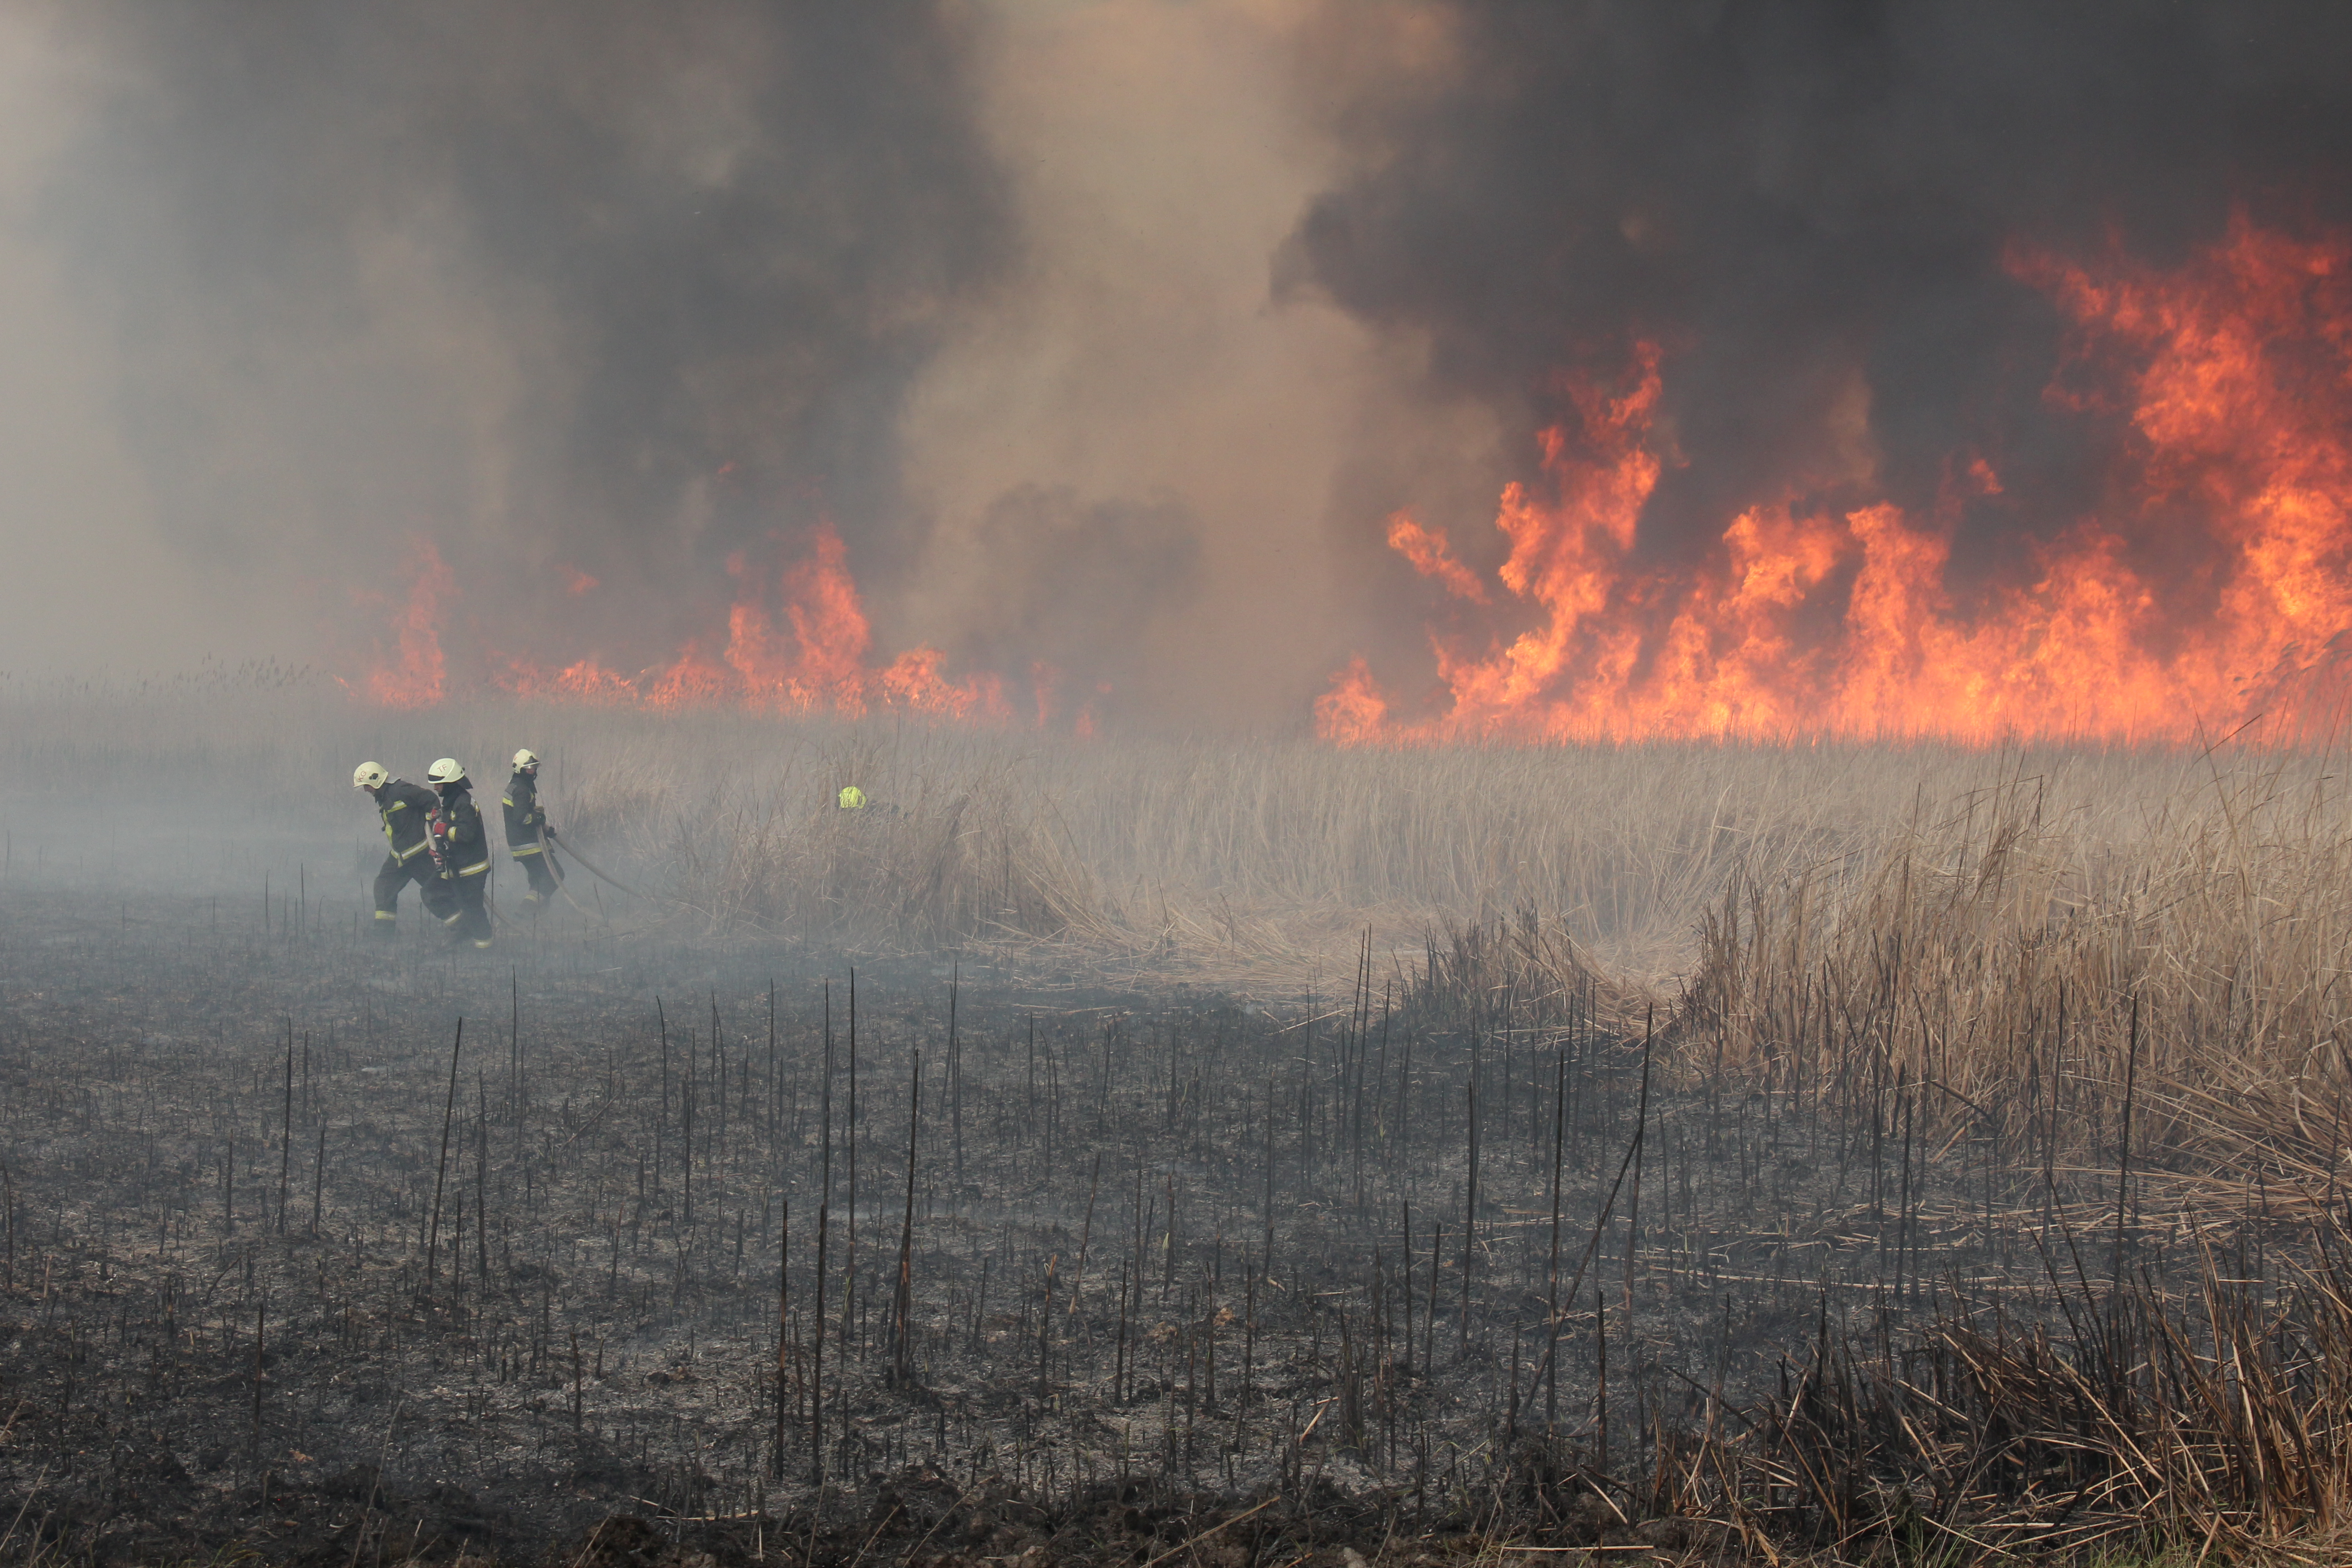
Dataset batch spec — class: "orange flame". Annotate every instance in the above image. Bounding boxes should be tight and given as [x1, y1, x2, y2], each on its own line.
[1324, 214, 2352, 745]
[479, 524, 1029, 722]
[1312, 655, 1390, 745]
[364, 539, 452, 709]
[496, 657, 639, 704]
[1385, 514, 1488, 603]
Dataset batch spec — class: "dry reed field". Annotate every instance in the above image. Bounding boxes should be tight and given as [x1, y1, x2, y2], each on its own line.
[9, 672, 2352, 1564]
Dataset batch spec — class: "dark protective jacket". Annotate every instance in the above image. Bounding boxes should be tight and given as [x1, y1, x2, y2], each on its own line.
[435, 784, 494, 878]
[375, 779, 439, 864]
[503, 769, 549, 852]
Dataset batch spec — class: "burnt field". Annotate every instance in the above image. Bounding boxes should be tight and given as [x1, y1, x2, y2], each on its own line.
[4, 865, 2348, 1568]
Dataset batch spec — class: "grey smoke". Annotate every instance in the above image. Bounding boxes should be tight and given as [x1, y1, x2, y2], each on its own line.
[15, 2, 2344, 722]
[31, 1, 1012, 672]
[948, 485, 1203, 716]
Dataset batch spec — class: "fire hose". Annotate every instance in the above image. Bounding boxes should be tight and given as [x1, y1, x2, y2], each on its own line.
[542, 827, 648, 899]
[528, 823, 598, 919]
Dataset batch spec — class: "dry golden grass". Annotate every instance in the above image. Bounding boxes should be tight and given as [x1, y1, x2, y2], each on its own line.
[10, 667, 2352, 1189]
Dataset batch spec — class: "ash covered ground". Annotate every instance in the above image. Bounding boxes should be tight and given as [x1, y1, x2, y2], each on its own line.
[0, 851, 2017, 1567]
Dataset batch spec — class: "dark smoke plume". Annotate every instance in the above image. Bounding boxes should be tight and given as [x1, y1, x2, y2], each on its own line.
[1285, 1, 2352, 603]
[41, 2, 1010, 673]
[947, 485, 1204, 717]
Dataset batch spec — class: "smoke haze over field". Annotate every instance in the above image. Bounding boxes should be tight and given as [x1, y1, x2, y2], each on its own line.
[19, 14, 2352, 1549]
[2, 2, 1013, 680]
[0, 0, 1392, 723]
[4, 2, 2352, 730]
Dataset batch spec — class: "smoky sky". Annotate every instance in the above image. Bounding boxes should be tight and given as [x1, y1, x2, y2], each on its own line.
[40, 1, 1010, 667]
[1285, 1, 2352, 598]
[28, 0, 2352, 723]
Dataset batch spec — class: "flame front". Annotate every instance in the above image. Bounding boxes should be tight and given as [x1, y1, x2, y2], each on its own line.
[495, 524, 1013, 723]
[355, 216, 2351, 744]
[363, 539, 452, 710]
[1322, 214, 2352, 744]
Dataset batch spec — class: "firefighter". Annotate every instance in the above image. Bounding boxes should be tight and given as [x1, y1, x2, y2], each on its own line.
[424, 757, 495, 949]
[354, 761, 455, 935]
[502, 749, 563, 902]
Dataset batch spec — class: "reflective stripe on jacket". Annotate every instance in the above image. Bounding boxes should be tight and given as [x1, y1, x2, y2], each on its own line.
[436, 785, 494, 877]
[502, 770, 548, 848]
[377, 779, 438, 861]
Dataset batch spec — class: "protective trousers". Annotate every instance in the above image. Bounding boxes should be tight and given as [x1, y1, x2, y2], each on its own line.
[372, 852, 456, 931]
[514, 845, 562, 899]
[441, 870, 493, 948]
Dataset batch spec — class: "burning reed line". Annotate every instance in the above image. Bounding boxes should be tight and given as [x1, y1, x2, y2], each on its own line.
[1320, 216, 2352, 747]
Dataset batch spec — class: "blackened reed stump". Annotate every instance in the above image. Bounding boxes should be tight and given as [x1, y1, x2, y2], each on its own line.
[425, 1017, 463, 1289]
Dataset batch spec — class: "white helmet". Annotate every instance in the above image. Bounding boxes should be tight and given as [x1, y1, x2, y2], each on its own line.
[513, 749, 540, 770]
[353, 761, 389, 791]
[426, 757, 467, 786]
